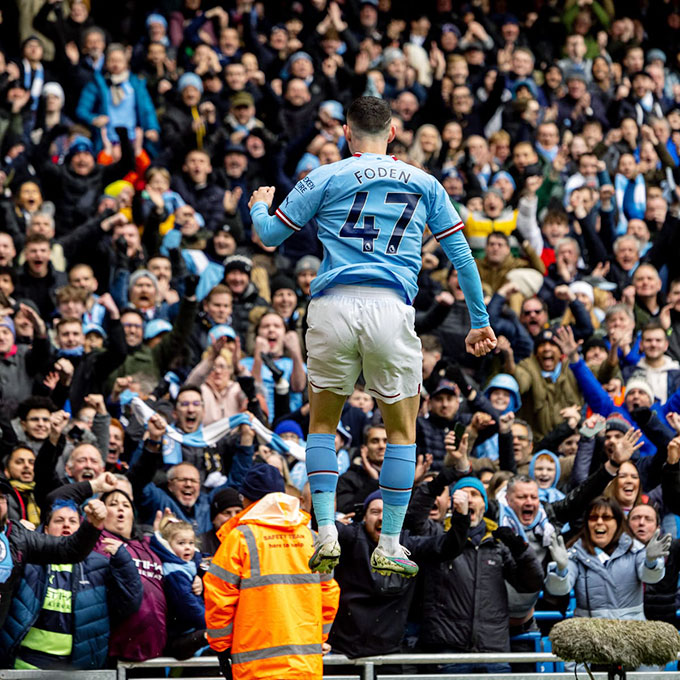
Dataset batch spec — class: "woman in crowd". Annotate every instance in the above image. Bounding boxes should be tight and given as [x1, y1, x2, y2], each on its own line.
[604, 460, 644, 514]
[94, 489, 167, 662]
[545, 496, 670, 620]
[186, 336, 246, 425]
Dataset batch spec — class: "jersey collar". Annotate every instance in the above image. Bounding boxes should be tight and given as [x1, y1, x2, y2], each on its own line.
[353, 152, 398, 160]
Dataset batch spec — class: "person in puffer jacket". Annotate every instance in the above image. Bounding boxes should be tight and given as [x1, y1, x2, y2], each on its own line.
[529, 449, 565, 503]
[149, 515, 207, 659]
[545, 496, 668, 620]
[0, 499, 142, 670]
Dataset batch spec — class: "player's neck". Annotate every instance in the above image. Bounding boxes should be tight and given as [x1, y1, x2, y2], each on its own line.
[350, 142, 388, 155]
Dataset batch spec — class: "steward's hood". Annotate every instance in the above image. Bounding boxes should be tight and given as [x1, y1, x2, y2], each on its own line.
[217, 492, 309, 540]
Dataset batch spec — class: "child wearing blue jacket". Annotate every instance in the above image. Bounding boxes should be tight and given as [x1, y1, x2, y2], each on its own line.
[150, 516, 207, 659]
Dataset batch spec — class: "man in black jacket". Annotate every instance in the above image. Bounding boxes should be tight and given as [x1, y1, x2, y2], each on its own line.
[34, 130, 134, 235]
[416, 377, 494, 470]
[328, 489, 470, 660]
[172, 149, 235, 232]
[52, 306, 126, 414]
[14, 234, 68, 320]
[221, 255, 268, 347]
[417, 476, 544, 673]
[0, 476, 106, 628]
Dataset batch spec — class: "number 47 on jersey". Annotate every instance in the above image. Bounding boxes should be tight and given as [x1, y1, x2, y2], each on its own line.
[339, 192, 421, 255]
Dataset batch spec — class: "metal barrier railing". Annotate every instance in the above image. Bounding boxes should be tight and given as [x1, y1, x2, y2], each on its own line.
[116, 652, 680, 680]
[0, 655, 678, 680]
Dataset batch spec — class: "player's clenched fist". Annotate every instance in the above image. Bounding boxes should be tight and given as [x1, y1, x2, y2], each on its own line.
[248, 186, 276, 210]
[465, 326, 498, 357]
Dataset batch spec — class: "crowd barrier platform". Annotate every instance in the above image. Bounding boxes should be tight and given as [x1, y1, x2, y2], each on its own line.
[1, 651, 679, 680]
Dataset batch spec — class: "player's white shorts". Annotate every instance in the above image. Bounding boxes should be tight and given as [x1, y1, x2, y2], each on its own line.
[305, 285, 422, 404]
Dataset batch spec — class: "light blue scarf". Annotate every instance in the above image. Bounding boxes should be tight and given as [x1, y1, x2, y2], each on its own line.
[541, 362, 562, 383]
[498, 499, 555, 547]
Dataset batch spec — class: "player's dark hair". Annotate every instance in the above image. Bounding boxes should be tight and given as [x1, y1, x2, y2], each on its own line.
[347, 97, 392, 137]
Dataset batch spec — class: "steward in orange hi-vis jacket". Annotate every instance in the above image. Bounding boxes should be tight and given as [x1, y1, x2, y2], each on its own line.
[204, 465, 339, 680]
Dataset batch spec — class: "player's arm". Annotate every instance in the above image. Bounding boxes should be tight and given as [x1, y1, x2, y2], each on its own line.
[441, 231, 497, 356]
[428, 182, 497, 356]
[436, 228, 488, 328]
[248, 187, 292, 247]
[249, 173, 325, 247]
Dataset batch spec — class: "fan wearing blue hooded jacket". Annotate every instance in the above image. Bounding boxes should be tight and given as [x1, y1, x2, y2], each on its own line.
[529, 450, 565, 503]
[0, 499, 142, 670]
[471, 373, 522, 466]
[149, 515, 207, 659]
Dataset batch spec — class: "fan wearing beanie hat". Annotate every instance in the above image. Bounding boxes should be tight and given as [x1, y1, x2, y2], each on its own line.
[199, 487, 244, 556]
[624, 376, 655, 409]
[270, 273, 300, 324]
[223, 254, 252, 276]
[0, 316, 16, 357]
[239, 463, 285, 503]
[295, 256, 321, 300]
[274, 419, 304, 442]
[604, 413, 632, 434]
[129, 269, 160, 312]
[178, 72, 204, 95]
[451, 477, 487, 527]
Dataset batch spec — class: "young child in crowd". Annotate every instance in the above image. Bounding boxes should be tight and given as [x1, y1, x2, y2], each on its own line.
[150, 516, 207, 659]
[529, 450, 565, 503]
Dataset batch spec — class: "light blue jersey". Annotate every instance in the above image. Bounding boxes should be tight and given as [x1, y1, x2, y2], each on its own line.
[251, 152, 489, 328]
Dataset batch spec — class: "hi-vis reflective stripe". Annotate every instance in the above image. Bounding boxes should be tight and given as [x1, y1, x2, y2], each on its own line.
[208, 623, 233, 637]
[433, 221, 464, 241]
[208, 561, 241, 585]
[275, 208, 301, 231]
[237, 525, 260, 576]
[322, 623, 332, 634]
[231, 643, 323, 665]
[241, 573, 321, 589]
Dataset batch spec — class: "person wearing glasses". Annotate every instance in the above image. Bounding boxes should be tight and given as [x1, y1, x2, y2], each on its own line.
[131, 403, 255, 533]
[545, 495, 670, 622]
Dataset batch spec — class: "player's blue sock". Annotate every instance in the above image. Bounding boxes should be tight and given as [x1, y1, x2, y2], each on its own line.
[379, 443, 416, 542]
[306, 433, 338, 530]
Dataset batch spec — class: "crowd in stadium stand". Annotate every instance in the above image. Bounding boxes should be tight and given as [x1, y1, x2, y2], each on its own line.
[1, 0, 680, 675]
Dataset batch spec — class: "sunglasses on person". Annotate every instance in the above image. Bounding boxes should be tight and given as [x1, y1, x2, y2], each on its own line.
[588, 513, 615, 522]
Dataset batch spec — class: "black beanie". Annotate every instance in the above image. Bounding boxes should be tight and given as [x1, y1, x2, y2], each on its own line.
[239, 464, 285, 501]
[210, 487, 243, 520]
